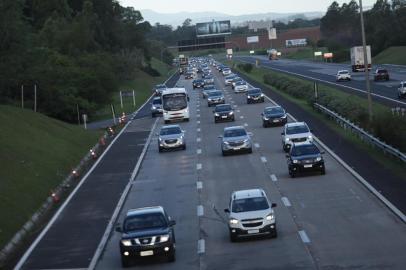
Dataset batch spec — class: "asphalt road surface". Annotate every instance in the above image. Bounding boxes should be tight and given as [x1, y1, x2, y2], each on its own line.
[95, 67, 406, 269]
[236, 55, 406, 109]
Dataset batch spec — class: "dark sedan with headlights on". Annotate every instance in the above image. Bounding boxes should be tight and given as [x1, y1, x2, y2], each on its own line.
[261, 106, 287, 127]
[192, 79, 205, 89]
[286, 142, 325, 177]
[247, 88, 265, 103]
[207, 90, 225, 107]
[213, 104, 235, 123]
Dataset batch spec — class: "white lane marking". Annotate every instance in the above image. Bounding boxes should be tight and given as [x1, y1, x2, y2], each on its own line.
[254, 143, 260, 148]
[261, 156, 267, 163]
[197, 128, 201, 132]
[236, 110, 241, 113]
[197, 137, 201, 142]
[281, 197, 292, 207]
[197, 120, 201, 124]
[270, 174, 278, 182]
[240, 116, 244, 119]
[298, 230, 311, 243]
[197, 114, 201, 118]
[197, 109, 200, 112]
[197, 205, 204, 216]
[244, 123, 248, 127]
[238, 57, 406, 106]
[197, 181, 203, 190]
[197, 149, 202, 154]
[234, 105, 238, 108]
[198, 239, 205, 254]
[197, 163, 202, 170]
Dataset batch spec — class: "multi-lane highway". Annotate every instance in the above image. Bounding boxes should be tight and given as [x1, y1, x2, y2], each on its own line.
[237, 55, 406, 108]
[95, 64, 406, 269]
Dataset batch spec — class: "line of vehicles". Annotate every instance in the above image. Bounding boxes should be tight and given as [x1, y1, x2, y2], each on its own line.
[119, 57, 327, 267]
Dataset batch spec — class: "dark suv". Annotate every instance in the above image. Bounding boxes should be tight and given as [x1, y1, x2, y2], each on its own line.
[213, 104, 235, 123]
[247, 88, 265, 103]
[374, 69, 389, 81]
[193, 79, 205, 89]
[286, 142, 325, 177]
[116, 206, 176, 267]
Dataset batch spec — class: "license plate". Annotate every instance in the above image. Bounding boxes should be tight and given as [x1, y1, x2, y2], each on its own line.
[140, 250, 154, 256]
[304, 164, 313, 168]
[273, 119, 280, 123]
[221, 116, 227, 118]
[234, 147, 241, 150]
[248, 229, 259, 234]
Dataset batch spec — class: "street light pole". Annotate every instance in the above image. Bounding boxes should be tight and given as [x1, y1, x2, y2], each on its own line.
[359, 0, 373, 122]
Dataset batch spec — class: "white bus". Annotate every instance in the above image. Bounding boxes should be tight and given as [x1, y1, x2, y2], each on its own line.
[161, 88, 190, 124]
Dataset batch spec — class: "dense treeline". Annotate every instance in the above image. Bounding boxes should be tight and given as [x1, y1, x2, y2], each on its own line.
[320, 0, 406, 59]
[0, 0, 166, 122]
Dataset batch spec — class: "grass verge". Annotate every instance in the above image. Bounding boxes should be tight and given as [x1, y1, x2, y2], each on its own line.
[231, 61, 406, 179]
[0, 105, 100, 248]
[92, 58, 174, 121]
[373, 46, 406, 65]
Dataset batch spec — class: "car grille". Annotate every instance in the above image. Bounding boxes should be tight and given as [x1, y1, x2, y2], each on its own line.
[138, 237, 153, 245]
[229, 141, 244, 147]
[291, 137, 307, 143]
[241, 218, 263, 228]
[165, 139, 178, 144]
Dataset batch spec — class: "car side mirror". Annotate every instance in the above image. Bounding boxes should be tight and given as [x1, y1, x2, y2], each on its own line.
[224, 208, 230, 213]
[218, 135, 223, 138]
[248, 132, 253, 136]
[212, 110, 215, 113]
[321, 151, 325, 155]
[168, 220, 176, 226]
[271, 203, 277, 208]
[281, 132, 284, 135]
[155, 132, 159, 136]
[115, 224, 122, 233]
[285, 154, 290, 158]
[261, 112, 264, 116]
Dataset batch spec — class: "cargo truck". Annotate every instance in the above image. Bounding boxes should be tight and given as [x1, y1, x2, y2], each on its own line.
[178, 55, 188, 74]
[350, 46, 371, 72]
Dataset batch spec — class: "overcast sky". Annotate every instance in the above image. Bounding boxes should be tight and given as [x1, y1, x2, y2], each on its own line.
[119, 0, 377, 14]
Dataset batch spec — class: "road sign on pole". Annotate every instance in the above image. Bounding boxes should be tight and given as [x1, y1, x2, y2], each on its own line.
[82, 114, 88, 129]
[314, 82, 319, 100]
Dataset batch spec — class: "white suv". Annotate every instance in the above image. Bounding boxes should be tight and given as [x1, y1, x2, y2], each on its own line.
[336, 70, 351, 81]
[224, 189, 277, 242]
[281, 122, 313, 152]
[398, 81, 406, 99]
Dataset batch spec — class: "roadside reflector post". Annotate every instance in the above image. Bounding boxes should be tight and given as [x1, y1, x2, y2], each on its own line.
[119, 91, 123, 109]
[132, 90, 136, 108]
[111, 104, 116, 125]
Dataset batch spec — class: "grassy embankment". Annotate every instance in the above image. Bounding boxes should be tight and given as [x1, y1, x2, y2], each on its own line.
[93, 58, 175, 121]
[373, 46, 406, 65]
[229, 60, 406, 179]
[0, 105, 100, 248]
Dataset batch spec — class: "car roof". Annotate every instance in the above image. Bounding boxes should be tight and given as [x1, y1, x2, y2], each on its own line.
[232, 189, 266, 200]
[292, 141, 318, 148]
[161, 124, 181, 129]
[224, 125, 245, 131]
[285, 122, 306, 128]
[265, 105, 282, 110]
[126, 206, 164, 217]
[338, 70, 349, 73]
[152, 97, 161, 100]
[248, 88, 261, 91]
[216, 104, 232, 108]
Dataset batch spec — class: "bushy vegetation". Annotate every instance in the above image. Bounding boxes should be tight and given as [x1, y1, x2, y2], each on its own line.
[237, 63, 253, 73]
[320, 0, 406, 60]
[0, 0, 171, 122]
[262, 72, 406, 152]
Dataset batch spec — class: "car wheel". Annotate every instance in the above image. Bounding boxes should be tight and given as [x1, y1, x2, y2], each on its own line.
[262, 98, 265, 103]
[222, 150, 228, 156]
[182, 144, 186, 150]
[247, 147, 253, 154]
[262, 121, 267, 128]
[247, 100, 250, 104]
[164, 120, 169, 124]
[159, 147, 163, 153]
[230, 233, 238, 242]
[321, 168, 326, 175]
[121, 256, 131, 268]
[184, 118, 190, 122]
[232, 116, 235, 121]
[270, 228, 277, 238]
[167, 251, 176, 262]
[214, 119, 218, 123]
[152, 113, 156, 118]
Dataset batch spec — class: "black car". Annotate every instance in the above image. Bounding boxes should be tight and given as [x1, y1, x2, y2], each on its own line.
[287, 142, 325, 177]
[261, 106, 287, 127]
[213, 104, 235, 123]
[116, 206, 176, 267]
[184, 72, 194, 79]
[247, 88, 265, 103]
[374, 69, 390, 81]
[193, 79, 205, 89]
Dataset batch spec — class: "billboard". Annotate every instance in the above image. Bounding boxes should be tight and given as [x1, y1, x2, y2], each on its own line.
[268, 28, 277, 40]
[177, 37, 226, 52]
[286, 39, 307, 47]
[247, 36, 259, 43]
[196, 20, 231, 37]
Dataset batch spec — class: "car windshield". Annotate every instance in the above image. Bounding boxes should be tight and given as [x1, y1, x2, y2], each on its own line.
[208, 91, 222, 97]
[236, 81, 245, 85]
[224, 129, 246, 137]
[339, 71, 348, 74]
[204, 85, 215, 90]
[286, 124, 309, 135]
[156, 84, 166, 89]
[232, 197, 269, 213]
[162, 93, 187, 111]
[291, 144, 320, 156]
[123, 213, 167, 232]
[160, 127, 182, 135]
[226, 75, 236, 80]
[248, 89, 261, 94]
[377, 69, 387, 73]
[152, 99, 161, 105]
[215, 105, 232, 112]
[265, 107, 284, 114]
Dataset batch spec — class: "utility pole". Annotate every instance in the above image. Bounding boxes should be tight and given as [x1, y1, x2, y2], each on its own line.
[34, 84, 37, 112]
[359, 0, 373, 122]
[21, 85, 24, 109]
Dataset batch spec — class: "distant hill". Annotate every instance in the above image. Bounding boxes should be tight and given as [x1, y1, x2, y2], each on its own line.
[140, 9, 324, 27]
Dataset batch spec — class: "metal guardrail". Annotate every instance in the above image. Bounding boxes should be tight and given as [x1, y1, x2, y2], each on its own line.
[314, 103, 406, 163]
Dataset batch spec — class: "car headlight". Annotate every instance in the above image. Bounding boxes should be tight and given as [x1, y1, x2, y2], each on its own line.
[247, 95, 251, 98]
[285, 138, 290, 142]
[152, 106, 156, 109]
[316, 157, 322, 162]
[260, 94, 264, 97]
[266, 214, 274, 221]
[293, 159, 299, 164]
[158, 137, 163, 141]
[160, 234, 170, 242]
[308, 135, 313, 140]
[229, 111, 234, 115]
[263, 117, 269, 120]
[214, 113, 219, 116]
[281, 115, 287, 118]
[121, 240, 132, 246]
[223, 141, 230, 145]
[243, 139, 249, 143]
[229, 218, 239, 225]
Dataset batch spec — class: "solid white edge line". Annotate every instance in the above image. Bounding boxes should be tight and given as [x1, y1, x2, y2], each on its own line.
[88, 118, 159, 270]
[298, 230, 311, 243]
[197, 205, 204, 216]
[197, 239, 205, 254]
[281, 197, 292, 207]
[258, 86, 405, 223]
[260, 156, 267, 163]
[196, 181, 203, 190]
[238, 57, 406, 106]
[196, 163, 202, 170]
